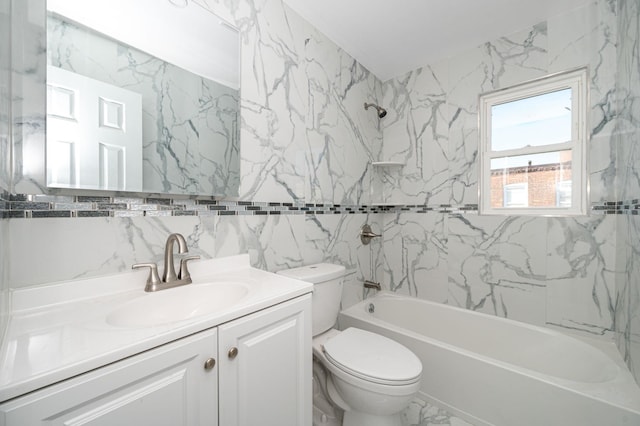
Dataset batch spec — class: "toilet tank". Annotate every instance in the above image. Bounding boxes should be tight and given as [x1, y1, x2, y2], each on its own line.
[277, 263, 345, 336]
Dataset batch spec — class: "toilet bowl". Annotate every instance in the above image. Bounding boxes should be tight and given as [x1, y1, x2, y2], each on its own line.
[314, 328, 421, 425]
[277, 264, 422, 426]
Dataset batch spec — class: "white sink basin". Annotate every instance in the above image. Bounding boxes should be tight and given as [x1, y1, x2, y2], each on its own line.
[107, 282, 250, 327]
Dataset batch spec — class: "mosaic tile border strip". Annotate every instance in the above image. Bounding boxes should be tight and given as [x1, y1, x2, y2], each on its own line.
[0, 192, 635, 219]
[591, 200, 640, 215]
[0, 193, 479, 218]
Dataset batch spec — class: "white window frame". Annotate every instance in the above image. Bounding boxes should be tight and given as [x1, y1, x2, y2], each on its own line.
[479, 68, 588, 216]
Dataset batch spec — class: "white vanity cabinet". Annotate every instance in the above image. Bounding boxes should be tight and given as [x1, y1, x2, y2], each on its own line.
[0, 328, 219, 426]
[0, 294, 311, 426]
[219, 294, 312, 426]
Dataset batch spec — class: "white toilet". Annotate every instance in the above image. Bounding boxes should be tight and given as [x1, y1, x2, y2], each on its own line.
[278, 263, 422, 426]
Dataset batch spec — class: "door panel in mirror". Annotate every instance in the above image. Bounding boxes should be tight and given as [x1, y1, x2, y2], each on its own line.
[47, 66, 143, 191]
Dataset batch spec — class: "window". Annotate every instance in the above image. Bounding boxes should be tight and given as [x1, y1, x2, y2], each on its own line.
[503, 183, 528, 207]
[479, 68, 588, 215]
[556, 180, 572, 207]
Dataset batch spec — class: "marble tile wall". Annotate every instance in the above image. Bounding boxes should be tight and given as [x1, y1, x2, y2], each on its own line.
[7, 213, 380, 306]
[379, 0, 622, 340]
[11, 0, 46, 195]
[5, 0, 385, 302]
[0, 0, 10, 339]
[615, 0, 640, 383]
[0, 0, 9, 192]
[5, 0, 638, 392]
[3, 0, 639, 417]
[5, 0, 632, 336]
[226, 0, 383, 203]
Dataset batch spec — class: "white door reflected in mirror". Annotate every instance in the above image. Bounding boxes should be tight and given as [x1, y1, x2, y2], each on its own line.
[47, 66, 143, 191]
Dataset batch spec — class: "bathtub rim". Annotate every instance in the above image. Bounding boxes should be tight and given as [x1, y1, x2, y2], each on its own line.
[339, 292, 640, 414]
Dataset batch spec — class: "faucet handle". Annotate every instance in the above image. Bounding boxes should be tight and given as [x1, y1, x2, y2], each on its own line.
[178, 255, 200, 283]
[360, 224, 382, 245]
[132, 263, 162, 292]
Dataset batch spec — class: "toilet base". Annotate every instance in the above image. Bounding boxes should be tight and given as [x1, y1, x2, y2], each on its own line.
[343, 410, 402, 426]
[313, 361, 342, 426]
[313, 403, 341, 426]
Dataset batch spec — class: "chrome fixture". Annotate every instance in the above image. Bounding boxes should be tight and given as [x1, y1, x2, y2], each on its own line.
[364, 102, 387, 118]
[163, 233, 187, 282]
[132, 233, 200, 292]
[204, 358, 216, 371]
[360, 224, 382, 245]
[228, 347, 239, 359]
[364, 280, 381, 291]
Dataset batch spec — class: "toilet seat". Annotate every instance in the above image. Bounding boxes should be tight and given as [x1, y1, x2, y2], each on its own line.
[322, 328, 422, 386]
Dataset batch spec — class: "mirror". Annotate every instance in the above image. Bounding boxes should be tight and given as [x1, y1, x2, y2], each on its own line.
[45, 0, 240, 196]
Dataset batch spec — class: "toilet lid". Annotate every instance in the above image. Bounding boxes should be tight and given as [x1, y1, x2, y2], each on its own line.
[322, 328, 422, 385]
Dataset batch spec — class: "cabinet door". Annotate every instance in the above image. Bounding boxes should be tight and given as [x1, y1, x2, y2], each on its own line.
[0, 329, 218, 426]
[219, 294, 312, 426]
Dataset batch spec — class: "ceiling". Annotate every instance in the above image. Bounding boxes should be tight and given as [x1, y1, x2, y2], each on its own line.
[283, 0, 591, 82]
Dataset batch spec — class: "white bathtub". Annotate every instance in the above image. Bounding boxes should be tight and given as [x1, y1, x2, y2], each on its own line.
[339, 292, 640, 426]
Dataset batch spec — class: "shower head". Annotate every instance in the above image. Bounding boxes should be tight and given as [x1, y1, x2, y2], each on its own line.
[364, 102, 387, 118]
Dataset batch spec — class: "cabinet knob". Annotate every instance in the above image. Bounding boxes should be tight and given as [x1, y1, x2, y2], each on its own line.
[204, 358, 216, 371]
[228, 347, 239, 359]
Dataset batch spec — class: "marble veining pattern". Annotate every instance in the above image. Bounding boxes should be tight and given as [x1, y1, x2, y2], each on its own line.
[616, 214, 640, 380]
[403, 399, 474, 426]
[382, 212, 448, 302]
[11, 0, 47, 195]
[213, 213, 306, 272]
[448, 214, 548, 326]
[304, 212, 383, 307]
[615, 0, 640, 201]
[550, 0, 618, 205]
[0, 0, 9, 194]
[47, 14, 240, 196]
[379, 63, 450, 205]
[615, 0, 640, 384]
[4, 0, 640, 405]
[230, 0, 381, 203]
[546, 215, 617, 336]
[0, 0, 10, 340]
[446, 23, 548, 206]
[376, 0, 625, 342]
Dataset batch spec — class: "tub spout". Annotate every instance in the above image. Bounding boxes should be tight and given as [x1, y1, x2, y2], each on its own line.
[364, 280, 381, 291]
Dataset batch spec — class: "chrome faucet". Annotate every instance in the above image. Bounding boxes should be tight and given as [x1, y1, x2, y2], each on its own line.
[133, 233, 200, 292]
[163, 233, 188, 283]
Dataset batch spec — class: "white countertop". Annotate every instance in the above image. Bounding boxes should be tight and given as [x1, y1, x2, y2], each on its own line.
[0, 254, 313, 402]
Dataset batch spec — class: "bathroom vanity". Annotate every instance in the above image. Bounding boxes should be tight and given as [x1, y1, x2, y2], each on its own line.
[0, 255, 313, 425]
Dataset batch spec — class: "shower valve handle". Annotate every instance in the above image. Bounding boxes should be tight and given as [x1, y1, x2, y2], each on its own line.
[360, 224, 381, 245]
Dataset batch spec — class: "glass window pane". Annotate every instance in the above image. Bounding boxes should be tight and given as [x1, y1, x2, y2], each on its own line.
[504, 183, 528, 207]
[491, 88, 572, 151]
[556, 180, 572, 207]
[490, 150, 572, 209]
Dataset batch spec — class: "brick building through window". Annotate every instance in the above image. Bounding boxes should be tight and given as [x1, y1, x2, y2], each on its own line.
[490, 155, 572, 208]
